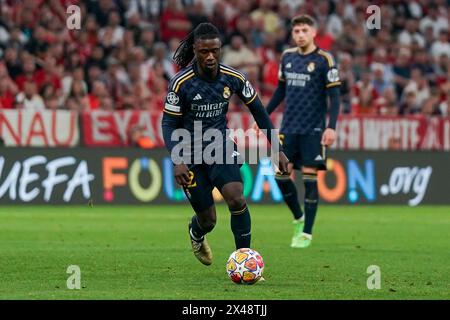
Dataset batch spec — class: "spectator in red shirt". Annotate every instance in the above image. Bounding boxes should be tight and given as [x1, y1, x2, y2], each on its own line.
[314, 22, 334, 51]
[375, 87, 398, 115]
[39, 54, 63, 92]
[0, 62, 19, 109]
[14, 57, 45, 91]
[256, 32, 278, 66]
[85, 14, 100, 47]
[261, 50, 281, 97]
[66, 80, 90, 111]
[148, 76, 167, 111]
[353, 70, 378, 115]
[13, 0, 40, 32]
[439, 89, 450, 116]
[160, 0, 192, 43]
[0, 76, 18, 109]
[88, 80, 108, 110]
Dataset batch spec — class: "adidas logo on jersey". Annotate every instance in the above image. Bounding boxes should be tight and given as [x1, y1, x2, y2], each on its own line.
[193, 94, 202, 100]
[286, 63, 292, 68]
[315, 155, 323, 161]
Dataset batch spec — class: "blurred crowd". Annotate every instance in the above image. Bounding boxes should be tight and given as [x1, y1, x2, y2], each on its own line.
[0, 0, 449, 117]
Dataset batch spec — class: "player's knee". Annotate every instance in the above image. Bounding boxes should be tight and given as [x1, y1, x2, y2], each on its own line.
[222, 183, 245, 210]
[276, 177, 297, 198]
[275, 174, 291, 188]
[303, 178, 318, 201]
[226, 194, 246, 212]
[197, 206, 217, 232]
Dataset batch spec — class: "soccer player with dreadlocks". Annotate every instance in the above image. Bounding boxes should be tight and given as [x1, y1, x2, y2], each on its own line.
[162, 23, 289, 266]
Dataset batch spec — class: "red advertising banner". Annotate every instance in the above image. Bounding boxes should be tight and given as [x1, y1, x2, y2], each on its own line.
[80, 110, 281, 148]
[80, 110, 165, 147]
[0, 109, 79, 147]
[1, 109, 448, 150]
[81, 110, 450, 151]
[335, 115, 450, 151]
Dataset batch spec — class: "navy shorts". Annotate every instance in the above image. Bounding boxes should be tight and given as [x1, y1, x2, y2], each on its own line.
[279, 134, 327, 170]
[183, 163, 243, 213]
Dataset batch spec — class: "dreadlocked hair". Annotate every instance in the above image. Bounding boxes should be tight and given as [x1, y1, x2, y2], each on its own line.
[173, 23, 221, 68]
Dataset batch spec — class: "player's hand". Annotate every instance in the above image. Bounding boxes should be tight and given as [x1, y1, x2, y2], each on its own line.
[321, 128, 336, 146]
[277, 151, 290, 174]
[251, 122, 262, 136]
[174, 163, 191, 186]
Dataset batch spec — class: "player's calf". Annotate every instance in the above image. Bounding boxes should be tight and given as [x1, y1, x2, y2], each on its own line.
[221, 182, 251, 249]
[190, 215, 216, 241]
[230, 204, 251, 249]
[303, 171, 318, 237]
[275, 173, 304, 220]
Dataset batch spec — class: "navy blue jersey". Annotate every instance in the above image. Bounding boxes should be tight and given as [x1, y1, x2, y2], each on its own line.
[163, 63, 257, 146]
[164, 64, 257, 125]
[278, 47, 341, 134]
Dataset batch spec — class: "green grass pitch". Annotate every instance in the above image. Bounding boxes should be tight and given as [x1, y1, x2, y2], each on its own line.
[0, 205, 448, 300]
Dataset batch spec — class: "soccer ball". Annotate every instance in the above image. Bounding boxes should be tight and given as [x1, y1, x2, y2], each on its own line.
[226, 248, 264, 284]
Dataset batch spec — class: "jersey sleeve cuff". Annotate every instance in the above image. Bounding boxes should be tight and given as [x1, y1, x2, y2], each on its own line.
[245, 93, 258, 105]
[163, 109, 182, 116]
[326, 82, 341, 88]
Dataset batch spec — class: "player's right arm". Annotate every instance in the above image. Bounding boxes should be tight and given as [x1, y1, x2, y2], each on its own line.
[161, 88, 191, 185]
[265, 81, 286, 115]
[233, 75, 289, 174]
[266, 54, 287, 115]
[319, 49, 341, 146]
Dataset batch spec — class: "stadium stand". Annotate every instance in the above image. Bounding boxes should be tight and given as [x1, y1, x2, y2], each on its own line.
[0, 0, 448, 115]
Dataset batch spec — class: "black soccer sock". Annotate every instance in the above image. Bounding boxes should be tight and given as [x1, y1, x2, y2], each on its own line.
[190, 215, 206, 241]
[230, 205, 251, 249]
[303, 173, 319, 235]
[275, 175, 303, 220]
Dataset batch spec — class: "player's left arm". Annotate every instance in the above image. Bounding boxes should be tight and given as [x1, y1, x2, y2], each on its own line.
[322, 54, 342, 146]
[236, 79, 277, 147]
[236, 79, 289, 173]
[161, 88, 191, 185]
